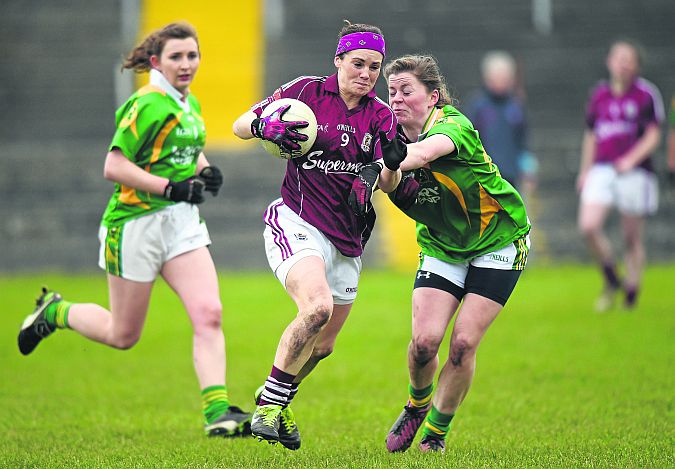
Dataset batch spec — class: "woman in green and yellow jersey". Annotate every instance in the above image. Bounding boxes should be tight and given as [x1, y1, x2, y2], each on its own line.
[377, 55, 530, 453]
[18, 22, 250, 437]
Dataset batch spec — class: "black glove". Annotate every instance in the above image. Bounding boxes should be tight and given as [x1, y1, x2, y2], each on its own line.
[379, 130, 407, 171]
[199, 166, 223, 196]
[164, 177, 205, 204]
[348, 161, 382, 217]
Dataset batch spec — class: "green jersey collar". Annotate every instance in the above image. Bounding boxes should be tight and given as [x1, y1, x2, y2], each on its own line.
[420, 107, 443, 140]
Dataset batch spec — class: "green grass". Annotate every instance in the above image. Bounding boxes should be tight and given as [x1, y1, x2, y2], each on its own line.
[1, 265, 673, 468]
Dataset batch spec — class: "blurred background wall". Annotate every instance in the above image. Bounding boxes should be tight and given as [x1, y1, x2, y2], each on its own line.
[1, 0, 674, 273]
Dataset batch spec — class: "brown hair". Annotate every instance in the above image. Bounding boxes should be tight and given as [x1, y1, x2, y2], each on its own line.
[384, 54, 456, 107]
[609, 38, 644, 66]
[336, 20, 384, 58]
[122, 22, 199, 73]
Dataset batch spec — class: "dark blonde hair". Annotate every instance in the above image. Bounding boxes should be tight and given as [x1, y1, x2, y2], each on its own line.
[122, 22, 199, 73]
[384, 54, 456, 107]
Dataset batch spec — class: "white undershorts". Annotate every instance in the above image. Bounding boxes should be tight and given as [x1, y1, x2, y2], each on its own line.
[419, 234, 531, 288]
[263, 198, 361, 305]
[581, 164, 658, 215]
[98, 203, 211, 282]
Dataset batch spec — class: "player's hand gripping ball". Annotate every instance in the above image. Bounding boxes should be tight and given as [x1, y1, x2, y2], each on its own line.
[257, 98, 317, 159]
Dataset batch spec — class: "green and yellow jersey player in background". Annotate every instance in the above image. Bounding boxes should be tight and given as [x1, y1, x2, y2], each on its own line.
[18, 22, 251, 437]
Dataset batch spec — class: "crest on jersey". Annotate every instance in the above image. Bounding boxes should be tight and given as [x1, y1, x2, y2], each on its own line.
[361, 133, 372, 152]
[623, 100, 638, 120]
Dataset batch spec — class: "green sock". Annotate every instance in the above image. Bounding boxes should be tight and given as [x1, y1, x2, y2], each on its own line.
[44, 299, 72, 329]
[201, 385, 230, 424]
[408, 383, 433, 408]
[422, 405, 454, 440]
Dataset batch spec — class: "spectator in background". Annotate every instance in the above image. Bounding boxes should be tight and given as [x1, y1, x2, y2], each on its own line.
[577, 40, 664, 312]
[17, 22, 251, 437]
[465, 51, 538, 200]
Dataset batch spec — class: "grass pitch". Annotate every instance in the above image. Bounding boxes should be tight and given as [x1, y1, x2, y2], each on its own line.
[1, 265, 673, 467]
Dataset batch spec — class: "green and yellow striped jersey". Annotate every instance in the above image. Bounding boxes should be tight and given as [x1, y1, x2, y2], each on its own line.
[101, 77, 206, 227]
[390, 105, 530, 263]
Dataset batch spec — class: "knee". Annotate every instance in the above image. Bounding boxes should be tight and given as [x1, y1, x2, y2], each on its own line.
[449, 335, 477, 368]
[410, 335, 441, 366]
[301, 302, 332, 336]
[578, 220, 599, 238]
[109, 332, 141, 350]
[191, 300, 223, 334]
[623, 232, 641, 251]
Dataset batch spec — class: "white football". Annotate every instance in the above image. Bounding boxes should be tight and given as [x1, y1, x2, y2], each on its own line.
[259, 98, 317, 159]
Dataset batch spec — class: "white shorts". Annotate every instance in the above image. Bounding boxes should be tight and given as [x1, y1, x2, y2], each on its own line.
[581, 164, 658, 215]
[263, 198, 362, 305]
[98, 203, 211, 282]
[419, 234, 531, 289]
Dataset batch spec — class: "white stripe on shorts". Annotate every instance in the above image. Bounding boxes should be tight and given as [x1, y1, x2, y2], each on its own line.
[264, 200, 293, 260]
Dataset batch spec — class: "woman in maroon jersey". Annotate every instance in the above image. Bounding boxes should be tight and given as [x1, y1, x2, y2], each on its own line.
[577, 40, 664, 311]
[233, 20, 401, 449]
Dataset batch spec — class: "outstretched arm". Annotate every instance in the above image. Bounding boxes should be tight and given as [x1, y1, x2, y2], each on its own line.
[399, 134, 456, 171]
[377, 165, 401, 193]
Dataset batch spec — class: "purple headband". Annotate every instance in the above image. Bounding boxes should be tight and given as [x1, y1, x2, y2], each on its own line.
[335, 31, 386, 57]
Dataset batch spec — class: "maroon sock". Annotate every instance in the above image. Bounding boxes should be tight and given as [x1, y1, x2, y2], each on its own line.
[258, 365, 296, 407]
[602, 263, 620, 289]
[625, 285, 639, 307]
[284, 382, 300, 409]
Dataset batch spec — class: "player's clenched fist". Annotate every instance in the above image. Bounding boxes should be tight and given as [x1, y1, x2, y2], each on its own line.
[164, 177, 205, 204]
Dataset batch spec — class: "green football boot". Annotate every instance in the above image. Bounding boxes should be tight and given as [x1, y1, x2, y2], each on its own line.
[253, 385, 300, 449]
[278, 405, 301, 450]
[251, 404, 282, 444]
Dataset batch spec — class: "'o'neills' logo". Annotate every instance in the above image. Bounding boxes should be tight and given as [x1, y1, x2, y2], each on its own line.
[301, 151, 364, 175]
[336, 123, 356, 133]
[488, 253, 510, 263]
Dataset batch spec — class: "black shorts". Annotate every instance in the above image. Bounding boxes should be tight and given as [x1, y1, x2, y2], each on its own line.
[413, 266, 522, 306]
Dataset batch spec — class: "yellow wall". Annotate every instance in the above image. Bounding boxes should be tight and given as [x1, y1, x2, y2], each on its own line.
[372, 191, 420, 272]
[138, 1, 261, 149]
